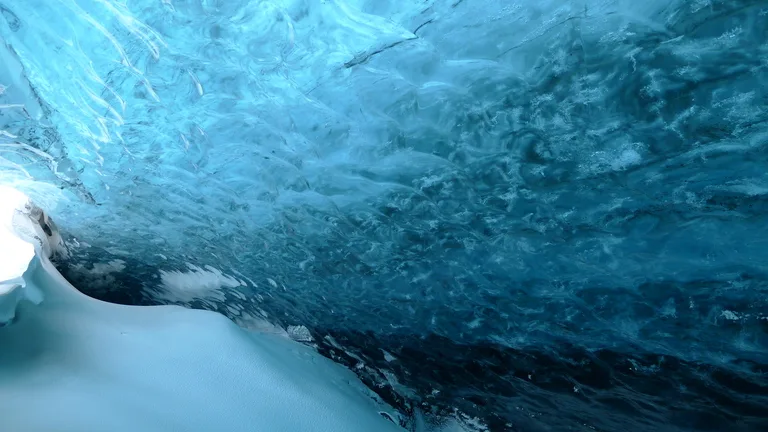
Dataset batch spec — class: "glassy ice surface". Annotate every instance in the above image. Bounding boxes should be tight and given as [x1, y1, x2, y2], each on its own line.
[1, 0, 767, 430]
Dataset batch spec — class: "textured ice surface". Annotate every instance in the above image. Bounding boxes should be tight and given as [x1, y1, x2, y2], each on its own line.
[1, 0, 768, 430]
[0, 193, 404, 432]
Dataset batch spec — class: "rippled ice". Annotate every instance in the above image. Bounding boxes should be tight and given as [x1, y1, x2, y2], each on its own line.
[1, 0, 767, 430]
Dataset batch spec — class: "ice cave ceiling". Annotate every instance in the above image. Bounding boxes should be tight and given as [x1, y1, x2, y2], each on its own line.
[1, 0, 767, 430]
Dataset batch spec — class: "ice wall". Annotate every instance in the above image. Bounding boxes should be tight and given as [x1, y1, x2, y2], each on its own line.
[1, 0, 767, 430]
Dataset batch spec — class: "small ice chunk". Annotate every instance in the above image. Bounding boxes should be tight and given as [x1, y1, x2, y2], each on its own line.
[287, 325, 313, 342]
[382, 350, 397, 362]
[611, 149, 642, 170]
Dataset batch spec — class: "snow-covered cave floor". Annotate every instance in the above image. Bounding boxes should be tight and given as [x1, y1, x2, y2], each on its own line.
[0, 187, 404, 432]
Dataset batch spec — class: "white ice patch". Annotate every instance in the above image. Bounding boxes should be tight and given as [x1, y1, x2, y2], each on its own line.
[66, 259, 128, 291]
[287, 325, 314, 342]
[611, 148, 642, 171]
[584, 144, 645, 175]
[382, 350, 397, 362]
[82, 259, 126, 275]
[157, 264, 243, 303]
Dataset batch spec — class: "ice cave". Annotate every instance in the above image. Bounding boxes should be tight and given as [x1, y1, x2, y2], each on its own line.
[1, 1, 767, 431]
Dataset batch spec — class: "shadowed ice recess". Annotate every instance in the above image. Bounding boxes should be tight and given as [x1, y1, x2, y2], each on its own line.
[1, 0, 767, 430]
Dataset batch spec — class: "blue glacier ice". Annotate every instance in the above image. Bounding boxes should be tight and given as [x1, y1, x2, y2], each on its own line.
[1, 0, 767, 430]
